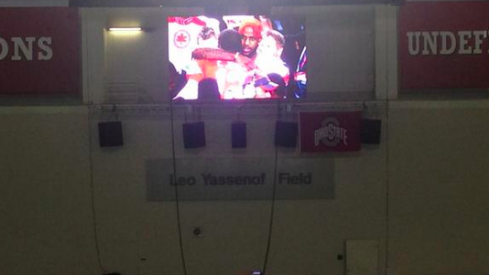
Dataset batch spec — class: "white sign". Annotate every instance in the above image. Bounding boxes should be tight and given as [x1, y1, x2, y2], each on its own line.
[146, 158, 335, 201]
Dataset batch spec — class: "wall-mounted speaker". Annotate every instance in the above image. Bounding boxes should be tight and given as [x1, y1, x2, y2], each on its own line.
[98, 121, 123, 148]
[231, 121, 247, 148]
[274, 121, 298, 147]
[361, 119, 382, 144]
[183, 121, 206, 149]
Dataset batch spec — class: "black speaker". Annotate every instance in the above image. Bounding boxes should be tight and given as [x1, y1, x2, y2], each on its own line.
[98, 121, 123, 148]
[231, 121, 247, 148]
[361, 119, 382, 144]
[274, 121, 298, 147]
[183, 121, 206, 149]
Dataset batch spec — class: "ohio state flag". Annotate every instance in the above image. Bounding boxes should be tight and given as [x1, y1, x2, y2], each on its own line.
[300, 111, 361, 153]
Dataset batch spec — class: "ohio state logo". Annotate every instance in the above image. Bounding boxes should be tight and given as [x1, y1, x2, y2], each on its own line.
[174, 30, 190, 49]
[314, 117, 348, 147]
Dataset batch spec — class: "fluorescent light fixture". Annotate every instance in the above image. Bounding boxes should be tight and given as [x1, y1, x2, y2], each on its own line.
[108, 27, 142, 32]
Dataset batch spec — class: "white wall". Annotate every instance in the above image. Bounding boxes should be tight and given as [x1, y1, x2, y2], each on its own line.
[3, 100, 489, 275]
[0, 107, 98, 275]
[388, 101, 489, 275]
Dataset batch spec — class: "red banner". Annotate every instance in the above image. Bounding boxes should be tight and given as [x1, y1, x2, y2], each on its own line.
[0, 8, 80, 95]
[399, 2, 489, 90]
[300, 112, 361, 153]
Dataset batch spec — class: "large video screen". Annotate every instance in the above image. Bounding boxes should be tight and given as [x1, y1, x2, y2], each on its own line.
[169, 15, 306, 101]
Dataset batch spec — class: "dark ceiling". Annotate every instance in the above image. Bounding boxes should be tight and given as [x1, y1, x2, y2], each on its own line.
[69, 0, 402, 7]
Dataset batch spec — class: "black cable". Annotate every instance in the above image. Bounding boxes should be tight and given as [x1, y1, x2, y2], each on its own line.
[84, 14, 106, 271]
[87, 107, 107, 274]
[169, 101, 189, 275]
[384, 10, 392, 272]
[262, 103, 282, 274]
[384, 99, 391, 273]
